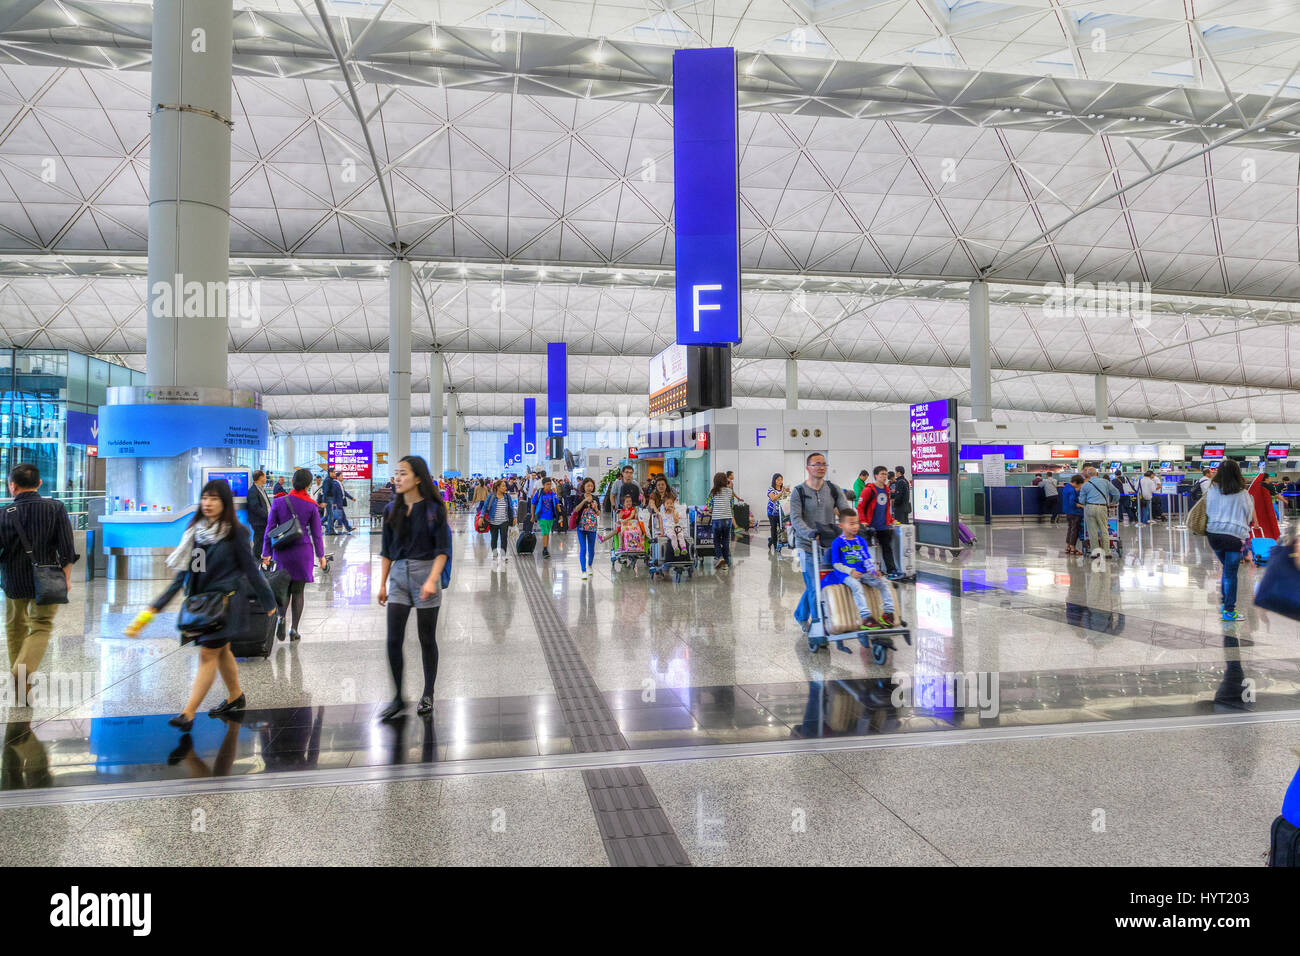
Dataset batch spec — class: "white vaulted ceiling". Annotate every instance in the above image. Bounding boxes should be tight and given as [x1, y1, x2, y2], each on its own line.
[0, 0, 1299, 431]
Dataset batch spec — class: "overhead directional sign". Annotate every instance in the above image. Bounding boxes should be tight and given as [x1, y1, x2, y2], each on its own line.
[547, 342, 568, 437]
[66, 410, 99, 446]
[673, 47, 741, 347]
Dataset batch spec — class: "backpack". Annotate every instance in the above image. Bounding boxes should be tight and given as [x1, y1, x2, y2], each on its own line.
[384, 498, 453, 587]
[795, 481, 842, 548]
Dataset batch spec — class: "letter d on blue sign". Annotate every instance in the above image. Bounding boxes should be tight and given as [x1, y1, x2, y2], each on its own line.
[673, 48, 741, 347]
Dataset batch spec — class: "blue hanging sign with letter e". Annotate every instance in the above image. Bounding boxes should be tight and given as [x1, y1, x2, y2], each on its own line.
[673, 47, 742, 347]
[547, 342, 568, 437]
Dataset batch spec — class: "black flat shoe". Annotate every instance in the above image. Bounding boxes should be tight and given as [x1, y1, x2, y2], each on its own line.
[378, 698, 405, 722]
[416, 695, 433, 716]
[208, 693, 246, 717]
[168, 714, 194, 731]
[276, 620, 287, 641]
[167, 734, 193, 765]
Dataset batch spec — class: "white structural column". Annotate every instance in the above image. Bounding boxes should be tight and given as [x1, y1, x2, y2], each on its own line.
[785, 358, 799, 410]
[389, 259, 412, 466]
[1095, 373, 1110, 423]
[283, 434, 295, 473]
[146, 0, 233, 388]
[969, 279, 993, 422]
[429, 355, 444, 476]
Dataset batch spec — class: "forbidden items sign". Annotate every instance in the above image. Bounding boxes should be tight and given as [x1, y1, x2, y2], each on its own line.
[328, 440, 372, 479]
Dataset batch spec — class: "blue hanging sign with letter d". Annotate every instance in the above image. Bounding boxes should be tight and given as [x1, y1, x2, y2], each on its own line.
[673, 47, 741, 347]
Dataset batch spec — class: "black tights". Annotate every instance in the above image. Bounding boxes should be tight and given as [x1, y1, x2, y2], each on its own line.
[286, 580, 306, 629]
[386, 603, 440, 701]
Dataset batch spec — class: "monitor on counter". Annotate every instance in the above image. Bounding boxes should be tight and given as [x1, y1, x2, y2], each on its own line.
[1201, 443, 1227, 460]
[202, 467, 251, 501]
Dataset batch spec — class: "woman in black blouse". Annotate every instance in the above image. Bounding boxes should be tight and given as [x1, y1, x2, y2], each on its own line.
[377, 455, 451, 721]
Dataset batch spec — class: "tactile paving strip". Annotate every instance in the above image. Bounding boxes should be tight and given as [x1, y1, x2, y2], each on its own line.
[515, 561, 690, 867]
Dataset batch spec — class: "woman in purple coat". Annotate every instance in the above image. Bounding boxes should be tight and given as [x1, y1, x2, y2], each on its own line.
[260, 467, 326, 642]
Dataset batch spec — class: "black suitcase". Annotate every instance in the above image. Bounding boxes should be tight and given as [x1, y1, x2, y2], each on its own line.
[516, 531, 537, 555]
[229, 594, 278, 658]
[732, 503, 750, 534]
[1269, 815, 1300, 866]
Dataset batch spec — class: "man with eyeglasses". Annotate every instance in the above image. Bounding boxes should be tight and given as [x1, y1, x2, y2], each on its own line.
[789, 452, 851, 633]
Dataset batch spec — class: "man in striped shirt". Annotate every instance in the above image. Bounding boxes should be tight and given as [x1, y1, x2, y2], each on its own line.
[0, 464, 78, 702]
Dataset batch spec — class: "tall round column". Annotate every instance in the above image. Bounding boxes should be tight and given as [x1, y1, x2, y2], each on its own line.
[146, 0, 234, 388]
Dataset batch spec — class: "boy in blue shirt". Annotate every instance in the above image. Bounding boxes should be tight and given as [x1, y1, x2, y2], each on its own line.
[531, 477, 562, 559]
[823, 508, 895, 628]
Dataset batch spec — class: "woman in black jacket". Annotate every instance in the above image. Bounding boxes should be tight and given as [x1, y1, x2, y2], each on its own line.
[126, 480, 277, 730]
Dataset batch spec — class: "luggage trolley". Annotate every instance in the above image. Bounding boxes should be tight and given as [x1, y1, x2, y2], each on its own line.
[805, 544, 911, 664]
[646, 511, 698, 582]
[1080, 505, 1123, 557]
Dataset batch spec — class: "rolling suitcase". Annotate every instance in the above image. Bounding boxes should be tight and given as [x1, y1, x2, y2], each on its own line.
[958, 521, 977, 546]
[229, 574, 280, 659]
[821, 583, 861, 635]
[1251, 528, 1276, 565]
[516, 530, 536, 555]
[731, 503, 750, 536]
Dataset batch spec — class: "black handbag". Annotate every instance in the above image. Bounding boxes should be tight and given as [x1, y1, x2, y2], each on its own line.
[177, 586, 237, 634]
[5, 505, 68, 605]
[268, 512, 303, 549]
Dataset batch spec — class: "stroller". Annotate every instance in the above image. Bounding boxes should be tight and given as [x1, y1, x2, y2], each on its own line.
[647, 510, 698, 582]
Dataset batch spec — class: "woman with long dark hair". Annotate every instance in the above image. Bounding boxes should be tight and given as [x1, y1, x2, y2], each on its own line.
[126, 480, 277, 729]
[261, 467, 326, 641]
[1205, 459, 1255, 623]
[767, 473, 788, 553]
[707, 471, 734, 571]
[377, 455, 451, 720]
[571, 476, 601, 579]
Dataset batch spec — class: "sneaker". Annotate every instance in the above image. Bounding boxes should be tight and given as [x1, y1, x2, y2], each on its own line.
[861, 615, 882, 629]
[1221, 609, 1244, 622]
[543, 548, 550, 559]
[880, 612, 896, 627]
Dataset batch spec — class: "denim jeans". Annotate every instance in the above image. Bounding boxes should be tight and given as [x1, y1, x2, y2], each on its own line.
[712, 519, 732, 563]
[577, 529, 597, 572]
[794, 548, 823, 624]
[332, 503, 352, 532]
[1208, 533, 1244, 611]
[1139, 501, 1151, 524]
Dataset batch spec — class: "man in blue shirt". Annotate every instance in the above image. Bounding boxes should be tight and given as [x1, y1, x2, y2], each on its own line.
[825, 509, 895, 627]
[531, 477, 562, 559]
[1078, 465, 1119, 559]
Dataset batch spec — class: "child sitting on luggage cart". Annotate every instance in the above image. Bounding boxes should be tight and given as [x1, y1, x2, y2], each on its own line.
[606, 494, 646, 552]
[824, 509, 895, 628]
[660, 488, 690, 557]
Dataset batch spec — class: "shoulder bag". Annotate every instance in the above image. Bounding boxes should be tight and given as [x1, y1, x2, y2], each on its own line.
[5, 504, 68, 605]
[268, 502, 304, 550]
[1187, 495, 1208, 536]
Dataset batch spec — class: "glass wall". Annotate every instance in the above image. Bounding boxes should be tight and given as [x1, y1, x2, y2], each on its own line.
[0, 348, 144, 504]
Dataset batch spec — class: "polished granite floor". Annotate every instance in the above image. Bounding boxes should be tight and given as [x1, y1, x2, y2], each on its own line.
[1, 515, 1297, 864]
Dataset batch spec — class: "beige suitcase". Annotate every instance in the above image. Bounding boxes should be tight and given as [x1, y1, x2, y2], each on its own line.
[822, 583, 862, 635]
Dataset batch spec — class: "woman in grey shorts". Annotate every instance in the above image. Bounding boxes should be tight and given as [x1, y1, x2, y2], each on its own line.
[377, 455, 451, 721]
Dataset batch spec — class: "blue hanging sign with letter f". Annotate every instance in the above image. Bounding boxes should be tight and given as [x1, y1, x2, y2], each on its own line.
[673, 47, 741, 347]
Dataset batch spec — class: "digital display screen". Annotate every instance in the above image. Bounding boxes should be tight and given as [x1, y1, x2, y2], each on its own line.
[1201, 443, 1226, 460]
[1266, 443, 1290, 460]
[649, 343, 690, 416]
[206, 470, 249, 498]
[914, 478, 950, 523]
[328, 440, 373, 479]
[910, 400, 951, 476]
